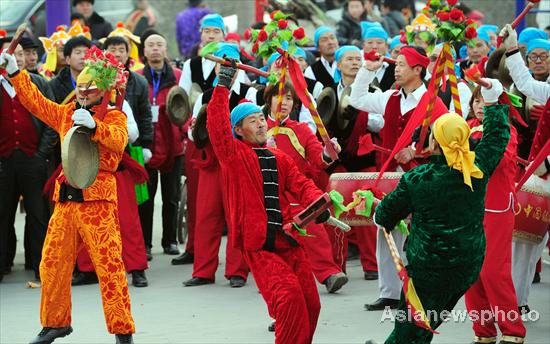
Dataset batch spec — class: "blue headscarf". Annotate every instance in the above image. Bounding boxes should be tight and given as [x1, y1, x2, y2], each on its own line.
[360, 21, 383, 40]
[314, 26, 335, 48]
[518, 28, 549, 45]
[212, 43, 240, 86]
[363, 27, 388, 42]
[200, 14, 225, 33]
[230, 102, 263, 137]
[259, 49, 309, 84]
[334, 45, 361, 83]
[389, 35, 403, 51]
[527, 38, 550, 55]
[476, 29, 491, 45]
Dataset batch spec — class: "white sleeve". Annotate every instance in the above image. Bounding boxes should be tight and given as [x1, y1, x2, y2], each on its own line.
[457, 82, 472, 119]
[188, 94, 204, 141]
[312, 81, 324, 99]
[178, 59, 192, 95]
[506, 52, 550, 104]
[245, 86, 258, 104]
[299, 94, 317, 134]
[367, 113, 385, 133]
[304, 66, 316, 81]
[123, 100, 139, 144]
[349, 67, 392, 115]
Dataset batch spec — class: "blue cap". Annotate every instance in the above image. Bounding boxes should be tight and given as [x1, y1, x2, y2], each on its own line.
[200, 14, 225, 33]
[230, 102, 263, 137]
[518, 28, 549, 45]
[527, 38, 550, 55]
[267, 48, 308, 69]
[335, 45, 361, 63]
[360, 21, 383, 40]
[314, 26, 335, 48]
[476, 29, 491, 45]
[294, 47, 307, 60]
[213, 43, 240, 61]
[363, 27, 388, 42]
[389, 35, 403, 51]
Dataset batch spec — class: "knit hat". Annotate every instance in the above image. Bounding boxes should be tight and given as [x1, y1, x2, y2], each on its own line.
[230, 102, 263, 137]
[200, 14, 225, 34]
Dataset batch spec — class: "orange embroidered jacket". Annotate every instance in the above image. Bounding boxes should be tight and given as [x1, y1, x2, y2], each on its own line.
[10, 70, 128, 203]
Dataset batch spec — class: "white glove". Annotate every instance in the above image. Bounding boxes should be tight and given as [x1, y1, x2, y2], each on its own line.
[0, 51, 19, 75]
[367, 113, 385, 133]
[323, 137, 341, 157]
[142, 148, 152, 164]
[499, 24, 518, 51]
[480, 78, 503, 104]
[71, 108, 96, 129]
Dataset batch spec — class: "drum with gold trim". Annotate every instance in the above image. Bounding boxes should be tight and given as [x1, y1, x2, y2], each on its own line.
[329, 172, 403, 226]
[513, 175, 550, 244]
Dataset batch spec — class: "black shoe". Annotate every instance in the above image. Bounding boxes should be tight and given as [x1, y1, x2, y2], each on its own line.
[324, 272, 348, 293]
[472, 337, 497, 344]
[115, 333, 134, 344]
[131, 270, 148, 287]
[29, 326, 73, 343]
[533, 272, 541, 284]
[145, 247, 152, 261]
[163, 243, 180, 255]
[499, 339, 524, 344]
[365, 298, 399, 311]
[365, 341, 377, 344]
[183, 277, 214, 287]
[72, 271, 98, 286]
[364, 270, 378, 280]
[268, 321, 275, 332]
[519, 305, 530, 315]
[229, 276, 246, 288]
[171, 252, 194, 265]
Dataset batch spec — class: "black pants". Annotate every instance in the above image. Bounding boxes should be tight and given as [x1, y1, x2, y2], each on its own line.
[0, 150, 50, 275]
[138, 155, 183, 249]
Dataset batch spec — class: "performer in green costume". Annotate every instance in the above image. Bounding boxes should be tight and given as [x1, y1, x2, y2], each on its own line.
[372, 78, 511, 344]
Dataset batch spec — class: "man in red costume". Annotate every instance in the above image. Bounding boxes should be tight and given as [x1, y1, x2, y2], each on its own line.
[350, 46, 448, 311]
[206, 60, 330, 344]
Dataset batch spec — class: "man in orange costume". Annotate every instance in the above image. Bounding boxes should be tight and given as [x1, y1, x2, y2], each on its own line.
[0, 48, 135, 344]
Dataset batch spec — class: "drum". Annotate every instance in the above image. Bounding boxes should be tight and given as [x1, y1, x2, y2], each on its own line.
[61, 126, 99, 189]
[329, 172, 403, 226]
[513, 175, 550, 244]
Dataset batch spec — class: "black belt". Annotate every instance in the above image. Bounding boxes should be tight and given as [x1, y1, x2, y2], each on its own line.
[58, 183, 84, 203]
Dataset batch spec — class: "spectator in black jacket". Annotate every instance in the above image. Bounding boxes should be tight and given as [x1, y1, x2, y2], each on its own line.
[73, 0, 113, 40]
[336, 0, 367, 47]
[381, 0, 407, 37]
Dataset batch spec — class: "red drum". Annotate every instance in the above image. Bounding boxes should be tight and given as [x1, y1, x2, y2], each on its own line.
[329, 172, 403, 226]
[513, 175, 550, 244]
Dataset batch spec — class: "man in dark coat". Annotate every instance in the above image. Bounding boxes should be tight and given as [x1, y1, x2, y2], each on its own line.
[73, 0, 113, 40]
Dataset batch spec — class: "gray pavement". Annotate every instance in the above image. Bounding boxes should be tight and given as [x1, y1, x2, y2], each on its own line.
[1, 197, 549, 344]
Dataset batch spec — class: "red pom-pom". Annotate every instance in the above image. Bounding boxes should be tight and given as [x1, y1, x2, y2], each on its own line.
[278, 20, 288, 29]
[292, 27, 305, 40]
[83, 26, 90, 32]
[56, 25, 65, 31]
[447, 0, 458, 6]
[465, 26, 478, 40]
[436, 11, 450, 22]
[116, 22, 124, 28]
[449, 8, 465, 23]
[258, 30, 268, 42]
[0, 29, 7, 38]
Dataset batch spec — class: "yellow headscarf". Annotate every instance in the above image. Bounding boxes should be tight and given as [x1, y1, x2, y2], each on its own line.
[433, 113, 484, 191]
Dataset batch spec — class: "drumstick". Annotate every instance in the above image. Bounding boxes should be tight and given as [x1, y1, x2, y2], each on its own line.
[497, 0, 540, 47]
[6, 23, 27, 54]
[204, 54, 270, 77]
[364, 50, 396, 64]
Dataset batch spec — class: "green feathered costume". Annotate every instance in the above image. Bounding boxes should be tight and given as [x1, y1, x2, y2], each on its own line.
[375, 105, 511, 344]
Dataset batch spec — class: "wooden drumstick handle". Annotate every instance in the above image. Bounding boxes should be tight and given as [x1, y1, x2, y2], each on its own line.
[6, 23, 27, 54]
[511, 2, 537, 28]
[383, 229, 404, 272]
[327, 216, 351, 232]
[204, 54, 270, 78]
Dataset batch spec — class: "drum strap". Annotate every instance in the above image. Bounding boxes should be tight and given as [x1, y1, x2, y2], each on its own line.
[266, 127, 306, 159]
[61, 90, 76, 105]
[253, 148, 298, 252]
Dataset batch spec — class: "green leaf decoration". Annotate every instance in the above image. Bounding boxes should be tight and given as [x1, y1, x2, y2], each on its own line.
[279, 30, 292, 41]
[273, 11, 285, 20]
[395, 220, 409, 236]
[251, 29, 259, 41]
[292, 222, 314, 237]
[297, 38, 310, 46]
[506, 92, 523, 108]
[288, 45, 297, 56]
[267, 73, 278, 85]
[354, 190, 375, 218]
[328, 190, 348, 219]
[200, 41, 220, 57]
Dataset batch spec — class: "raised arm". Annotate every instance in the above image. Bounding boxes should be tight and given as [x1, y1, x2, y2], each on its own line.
[506, 52, 550, 104]
[349, 67, 392, 114]
[206, 86, 237, 163]
[9, 70, 67, 133]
